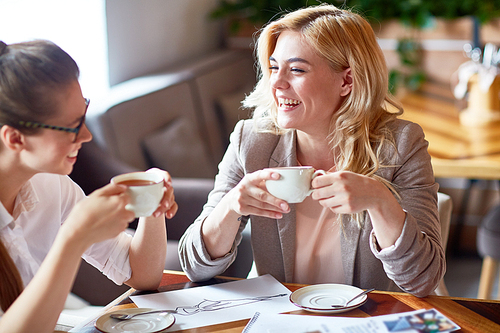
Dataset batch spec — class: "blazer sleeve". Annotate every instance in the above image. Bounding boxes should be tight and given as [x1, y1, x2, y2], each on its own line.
[371, 120, 445, 297]
[179, 120, 250, 282]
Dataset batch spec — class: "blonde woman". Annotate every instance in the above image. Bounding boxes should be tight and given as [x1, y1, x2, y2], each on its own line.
[179, 5, 444, 297]
[0, 40, 177, 332]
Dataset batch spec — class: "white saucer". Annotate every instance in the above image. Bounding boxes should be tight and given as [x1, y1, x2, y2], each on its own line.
[290, 284, 368, 314]
[95, 308, 175, 333]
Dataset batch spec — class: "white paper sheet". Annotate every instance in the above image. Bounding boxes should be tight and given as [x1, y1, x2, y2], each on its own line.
[130, 274, 298, 331]
[242, 309, 460, 333]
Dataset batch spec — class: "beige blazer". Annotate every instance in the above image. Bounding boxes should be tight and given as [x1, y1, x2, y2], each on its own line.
[179, 118, 444, 297]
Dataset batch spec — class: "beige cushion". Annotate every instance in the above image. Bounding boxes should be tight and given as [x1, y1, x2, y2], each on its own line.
[142, 118, 214, 178]
[193, 54, 256, 162]
[89, 80, 211, 175]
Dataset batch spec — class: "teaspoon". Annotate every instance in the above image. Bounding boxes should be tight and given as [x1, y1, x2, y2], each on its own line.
[110, 309, 176, 320]
[331, 288, 375, 308]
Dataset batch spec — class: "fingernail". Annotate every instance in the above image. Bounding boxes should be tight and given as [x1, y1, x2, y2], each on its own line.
[280, 203, 288, 211]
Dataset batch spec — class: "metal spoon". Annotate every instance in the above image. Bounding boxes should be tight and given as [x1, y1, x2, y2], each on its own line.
[110, 309, 176, 320]
[331, 288, 375, 308]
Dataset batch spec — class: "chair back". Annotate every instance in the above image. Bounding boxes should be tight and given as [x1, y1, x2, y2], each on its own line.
[435, 192, 453, 296]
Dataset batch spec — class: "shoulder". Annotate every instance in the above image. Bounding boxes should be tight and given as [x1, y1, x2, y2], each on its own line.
[385, 118, 432, 171]
[374, 118, 430, 171]
[385, 119, 427, 154]
[228, 119, 288, 172]
[30, 174, 85, 201]
[388, 118, 424, 139]
[232, 119, 281, 153]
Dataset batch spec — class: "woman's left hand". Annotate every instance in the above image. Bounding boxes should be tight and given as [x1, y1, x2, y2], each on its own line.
[311, 170, 406, 248]
[146, 168, 178, 219]
[311, 171, 387, 214]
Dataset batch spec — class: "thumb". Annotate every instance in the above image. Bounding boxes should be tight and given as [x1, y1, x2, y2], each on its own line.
[91, 182, 128, 197]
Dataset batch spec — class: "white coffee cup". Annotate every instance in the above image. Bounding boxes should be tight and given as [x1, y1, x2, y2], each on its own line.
[111, 171, 164, 217]
[265, 166, 326, 203]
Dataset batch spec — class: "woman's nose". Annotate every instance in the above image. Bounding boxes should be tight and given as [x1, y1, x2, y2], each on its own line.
[270, 71, 289, 90]
[78, 123, 93, 143]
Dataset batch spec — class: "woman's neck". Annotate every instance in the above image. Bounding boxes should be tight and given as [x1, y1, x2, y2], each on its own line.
[0, 155, 34, 215]
[296, 130, 335, 171]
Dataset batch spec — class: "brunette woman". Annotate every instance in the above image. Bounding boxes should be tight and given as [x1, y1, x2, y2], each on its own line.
[0, 40, 177, 332]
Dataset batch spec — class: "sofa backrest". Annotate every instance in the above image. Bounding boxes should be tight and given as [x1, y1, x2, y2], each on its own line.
[86, 50, 256, 179]
[190, 53, 256, 163]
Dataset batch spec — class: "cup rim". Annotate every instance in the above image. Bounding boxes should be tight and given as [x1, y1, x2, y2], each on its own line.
[111, 171, 163, 186]
[265, 166, 314, 170]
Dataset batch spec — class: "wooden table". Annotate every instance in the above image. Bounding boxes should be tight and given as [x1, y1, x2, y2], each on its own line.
[74, 270, 500, 333]
[399, 82, 500, 180]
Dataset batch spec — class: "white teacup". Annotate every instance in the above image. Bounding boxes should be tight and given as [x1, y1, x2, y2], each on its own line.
[111, 171, 164, 217]
[265, 166, 326, 203]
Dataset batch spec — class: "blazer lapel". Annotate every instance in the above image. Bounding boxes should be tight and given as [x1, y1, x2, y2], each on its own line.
[341, 215, 362, 285]
[270, 130, 298, 282]
[269, 130, 296, 168]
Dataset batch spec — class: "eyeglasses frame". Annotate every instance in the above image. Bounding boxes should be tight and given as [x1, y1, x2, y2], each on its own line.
[17, 98, 89, 142]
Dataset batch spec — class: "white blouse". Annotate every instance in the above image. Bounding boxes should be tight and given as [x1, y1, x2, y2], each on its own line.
[293, 195, 345, 284]
[0, 173, 133, 301]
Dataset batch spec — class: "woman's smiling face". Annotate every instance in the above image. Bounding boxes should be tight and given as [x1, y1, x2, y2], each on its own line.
[269, 30, 351, 136]
[20, 80, 92, 176]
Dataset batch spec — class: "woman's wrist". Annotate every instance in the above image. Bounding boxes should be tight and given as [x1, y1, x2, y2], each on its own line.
[56, 223, 91, 258]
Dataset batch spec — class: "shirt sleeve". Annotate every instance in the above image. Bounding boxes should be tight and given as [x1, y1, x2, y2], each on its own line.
[369, 215, 408, 255]
[58, 176, 133, 285]
[81, 231, 133, 285]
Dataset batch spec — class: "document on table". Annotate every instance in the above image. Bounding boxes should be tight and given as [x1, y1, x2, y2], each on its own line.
[130, 274, 298, 331]
[242, 308, 460, 333]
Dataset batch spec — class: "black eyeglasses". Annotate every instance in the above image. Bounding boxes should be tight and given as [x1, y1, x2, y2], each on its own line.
[17, 98, 89, 142]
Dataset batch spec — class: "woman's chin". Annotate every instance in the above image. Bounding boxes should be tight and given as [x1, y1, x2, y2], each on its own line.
[277, 118, 296, 130]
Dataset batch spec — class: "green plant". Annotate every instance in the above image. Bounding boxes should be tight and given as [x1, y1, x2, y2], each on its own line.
[211, 0, 500, 93]
[211, 0, 500, 28]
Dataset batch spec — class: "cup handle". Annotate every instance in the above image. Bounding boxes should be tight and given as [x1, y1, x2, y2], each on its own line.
[307, 169, 326, 196]
[312, 169, 326, 178]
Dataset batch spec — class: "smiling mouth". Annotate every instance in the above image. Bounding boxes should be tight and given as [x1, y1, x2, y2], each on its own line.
[68, 151, 78, 158]
[278, 98, 302, 109]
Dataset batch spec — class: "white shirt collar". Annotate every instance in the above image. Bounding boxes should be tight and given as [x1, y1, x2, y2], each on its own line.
[0, 178, 39, 229]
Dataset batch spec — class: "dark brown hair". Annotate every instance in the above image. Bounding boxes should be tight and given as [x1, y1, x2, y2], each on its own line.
[0, 39, 79, 311]
[0, 241, 24, 312]
[0, 39, 80, 133]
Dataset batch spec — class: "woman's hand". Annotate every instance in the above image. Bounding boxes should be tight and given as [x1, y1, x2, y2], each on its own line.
[225, 169, 290, 219]
[201, 169, 289, 259]
[61, 183, 136, 251]
[146, 168, 178, 219]
[311, 171, 406, 249]
[311, 171, 385, 214]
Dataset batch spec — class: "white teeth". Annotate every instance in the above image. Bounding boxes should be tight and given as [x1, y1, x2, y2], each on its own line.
[68, 151, 78, 158]
[278, 98, 301, 107]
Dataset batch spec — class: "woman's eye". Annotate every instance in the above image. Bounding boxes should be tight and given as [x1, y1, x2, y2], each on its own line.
[269, 65, 278, 71]
[291, 68, 305, 73]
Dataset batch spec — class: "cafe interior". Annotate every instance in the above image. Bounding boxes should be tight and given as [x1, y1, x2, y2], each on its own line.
[3, 0, 500, 332]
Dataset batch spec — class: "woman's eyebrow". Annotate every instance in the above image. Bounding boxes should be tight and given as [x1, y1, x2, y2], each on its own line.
[269, 56, 310, 65]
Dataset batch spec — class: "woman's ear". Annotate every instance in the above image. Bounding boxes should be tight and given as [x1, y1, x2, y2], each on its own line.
[340, 68, 353, 96]
[1, 125, 25, 151]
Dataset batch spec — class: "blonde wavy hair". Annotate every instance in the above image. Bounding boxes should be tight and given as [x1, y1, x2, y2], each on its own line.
[243, 4, 403, 226]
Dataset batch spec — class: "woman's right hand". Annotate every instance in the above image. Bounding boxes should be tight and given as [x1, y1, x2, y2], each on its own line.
[60, 183, 136, 251]
[225, 169, 290, 219]
[201, 169, 289, 259]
